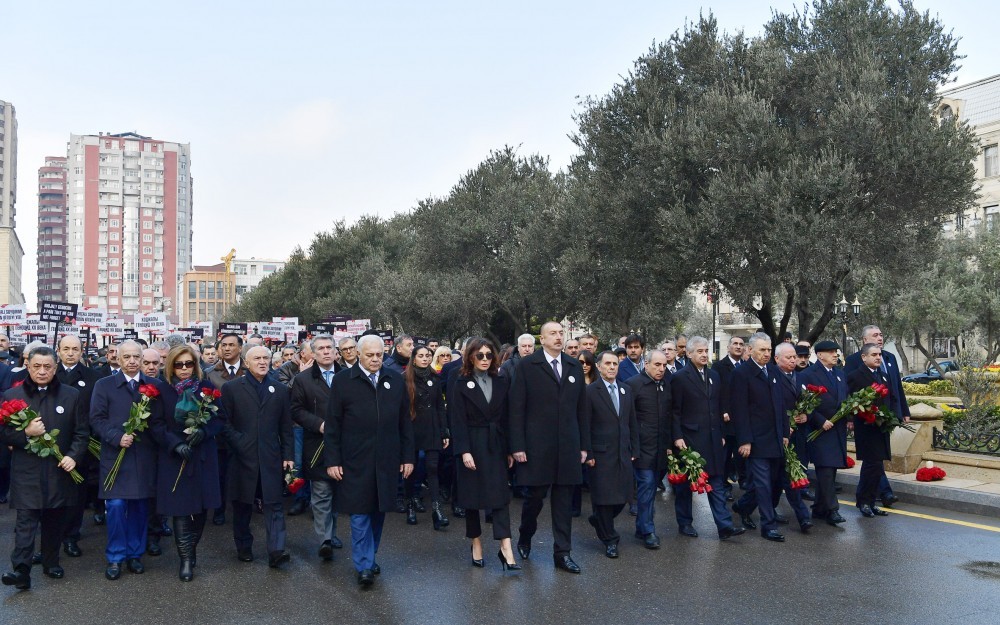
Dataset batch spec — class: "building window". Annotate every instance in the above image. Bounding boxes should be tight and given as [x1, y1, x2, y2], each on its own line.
[986, 145, 999, 178]
[987, 206, 999, 231]
[142, 272, 152, 280]
[188, 281, 196, 299]
[199, 281, 206, 298]
[143, 246, 152, 254]
[188, 303, 197, 319]
[207, 281, 215, 299]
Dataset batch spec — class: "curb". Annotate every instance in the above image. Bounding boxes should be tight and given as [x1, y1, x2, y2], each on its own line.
[835, 471, 1000, 518]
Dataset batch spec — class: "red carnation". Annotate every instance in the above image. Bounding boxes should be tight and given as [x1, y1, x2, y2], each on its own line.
[845, 456, 856, 468]
[287, 477, 306, 494]
[213, 389, 222, 399]
[139, 384, 160, 399]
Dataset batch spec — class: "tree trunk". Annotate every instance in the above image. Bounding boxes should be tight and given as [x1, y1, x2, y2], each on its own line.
[913, 334, 944, 376]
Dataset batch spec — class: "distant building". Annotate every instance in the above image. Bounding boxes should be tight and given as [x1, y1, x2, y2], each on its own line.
[37, 156, 68, 303]
[178, 255, 285, 327]
[0, 99, 24, 305]
[938, 74, 1000, 232]
[65, 131, 192, 322]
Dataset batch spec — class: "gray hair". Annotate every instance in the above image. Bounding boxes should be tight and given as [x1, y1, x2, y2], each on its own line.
[357, 334, 384, 354]
[394, 333, 412, 344]
[150, 340, 170, 351]
[517, 333, 535, 346]
[748, 332, 772, 349]
[246, 345, 272, 360]
[687, 336, 709, 352]
[118, 340, 142, 355]
[165, 333, 187, 349]
[311, 334, 335, 351]
[646, 349, 667, 362]
[861, 325, 881, 341]
[337, 336, 356, 349]
[774, 342, 796, 358]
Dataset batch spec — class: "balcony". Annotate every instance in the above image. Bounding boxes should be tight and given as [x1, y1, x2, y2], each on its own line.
[718, 312, 760, 329]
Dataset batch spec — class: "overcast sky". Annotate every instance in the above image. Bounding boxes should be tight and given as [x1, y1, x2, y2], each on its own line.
[4, 1, 995, 309]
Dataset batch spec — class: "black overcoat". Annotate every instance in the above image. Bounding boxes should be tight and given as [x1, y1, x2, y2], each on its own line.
[290, 365, 335, 482]
[625, 371, 672, 472]
[57, 364, 101, 485]
[731, 361, 786, 459]
[324, 366, 415, 515]
[712, 356, 740, 436]
[802, 362, 850, 468]
[847, 367, 893, 462]
[152, 379, 225, 516]
[584, 380, 639, 506]
[220, 373, 294, 505]
[670, 362, 726, 477]
[771, 366, 809, 464]
[409, 371, 448, 452]
[508, 350, 589, 486]
[451, 374, 511, 510]
[1, 378, 88, 510]
[90, 372, 164, 500]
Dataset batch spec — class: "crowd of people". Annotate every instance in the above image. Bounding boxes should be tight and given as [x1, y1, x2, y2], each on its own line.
[0, 322, 909, 591]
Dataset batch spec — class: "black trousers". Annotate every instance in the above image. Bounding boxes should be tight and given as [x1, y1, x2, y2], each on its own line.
[232, 501, 285, 553]
[465, 505, 511, 540]
[591, 503, 624, 545]
[813, 467, 839, 517]
[857, 459, 885, 507]
[11, 508, 70, 570]
[518, 484, 574, 557]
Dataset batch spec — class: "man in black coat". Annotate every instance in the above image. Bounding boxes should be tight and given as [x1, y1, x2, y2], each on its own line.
[845, 325, 909, 507]
[290, 335, 343, 560]
[325, 335, 414, 587]
[1, 346, 88, 590]
[712, 336, 746, 497]
[220, 346, 295, 568]
[584, 352, 639, 559]
[731, 333, 788, 542]
[625, 349, 671, 549]
[207, 333, 248, 526]
[55, 335, 102, 557]
[802, 340, 850, 525]
[769, 342, 814, 532]
[670, 336, 744, 541]
[848, 343, 899, 519]
[510, 321, 589, 573]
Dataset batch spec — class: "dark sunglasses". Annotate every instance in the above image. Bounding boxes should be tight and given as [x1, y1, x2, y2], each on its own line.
[475, 352, 494, 361]
[174, 360, 196, 369]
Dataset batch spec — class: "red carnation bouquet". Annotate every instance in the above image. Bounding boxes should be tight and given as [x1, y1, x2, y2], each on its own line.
[808, 382, 914, 441]
[0, 398, 84, 484]
[284, 466, 306, 494]
[846, 455, 856, 468]
[916, 462, 946, 482]
[104, 383, 160, 491]
[788, 384, 827, 421]
[171, 386, 222, 492]
[665, 452, 687, 486]
[784, 443, 809, 489]
[663, 447, 711, 492]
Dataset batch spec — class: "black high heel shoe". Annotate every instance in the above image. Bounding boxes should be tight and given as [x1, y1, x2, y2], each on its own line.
[470, 544, 484, 568]
[498, 550, 521, 572]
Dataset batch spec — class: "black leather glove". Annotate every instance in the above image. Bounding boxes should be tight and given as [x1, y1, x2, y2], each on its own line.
[174, 443, 193, 461]
[186, 428, 205, 446]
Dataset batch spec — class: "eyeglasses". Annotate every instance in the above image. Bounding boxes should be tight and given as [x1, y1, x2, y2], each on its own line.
[174, 360, 196, 369]
[475, 352, 494, 361]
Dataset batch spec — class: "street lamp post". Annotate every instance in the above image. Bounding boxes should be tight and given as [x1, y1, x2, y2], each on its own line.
[834, 296, 862, 357]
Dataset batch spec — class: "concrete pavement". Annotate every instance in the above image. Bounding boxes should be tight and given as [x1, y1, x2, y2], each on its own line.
[2, 490, 998, 624]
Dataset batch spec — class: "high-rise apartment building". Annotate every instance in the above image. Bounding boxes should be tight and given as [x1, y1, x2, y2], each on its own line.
[0, 99, 25, 305]
[37, 156, 68, 302]
[65, 131, 192, 322]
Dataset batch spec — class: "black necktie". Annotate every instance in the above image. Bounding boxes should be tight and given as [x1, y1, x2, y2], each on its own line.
[229, 365, 236, 377]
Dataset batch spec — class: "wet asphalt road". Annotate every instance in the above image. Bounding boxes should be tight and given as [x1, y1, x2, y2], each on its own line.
[1, 490, 999, 625]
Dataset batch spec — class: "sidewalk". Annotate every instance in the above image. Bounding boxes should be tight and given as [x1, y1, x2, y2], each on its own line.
[835, 463, 1000, 518]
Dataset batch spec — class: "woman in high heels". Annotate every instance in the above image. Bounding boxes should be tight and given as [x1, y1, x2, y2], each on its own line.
[450, 338, 520, 572]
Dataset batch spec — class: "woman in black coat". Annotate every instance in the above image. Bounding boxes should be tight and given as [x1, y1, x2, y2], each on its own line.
[451, 338, 519, 572]
[151, 345, 226, 581]
[403, 345, 450, 529]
